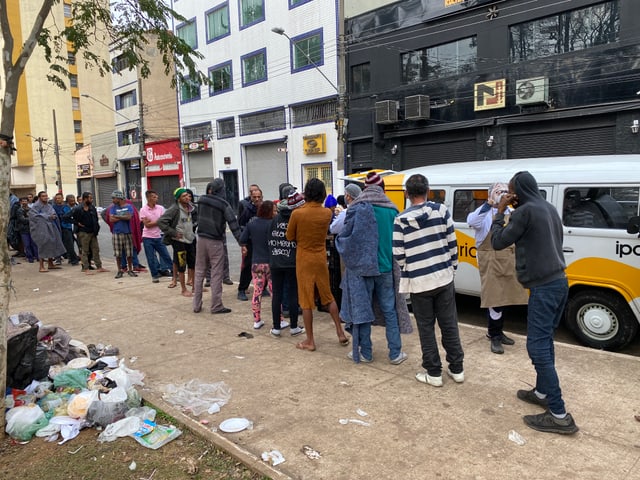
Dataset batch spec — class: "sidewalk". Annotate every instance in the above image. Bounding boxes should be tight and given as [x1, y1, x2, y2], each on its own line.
[8, 257, 640, 480]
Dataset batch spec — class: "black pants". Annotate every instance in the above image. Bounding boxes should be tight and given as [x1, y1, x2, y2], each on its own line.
[238, 243, 252, 291]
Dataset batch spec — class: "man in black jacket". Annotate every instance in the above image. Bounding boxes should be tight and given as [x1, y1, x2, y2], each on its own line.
[236, 184, 262, 300]
[491, 171, 578, 435]
[71, 192, 109, 274]
[193, 179, 242, 314]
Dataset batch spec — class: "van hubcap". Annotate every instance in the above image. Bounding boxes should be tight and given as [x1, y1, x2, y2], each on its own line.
[578, 303, 617, 340]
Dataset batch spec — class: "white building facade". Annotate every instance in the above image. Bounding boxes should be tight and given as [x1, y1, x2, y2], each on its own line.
[171, 0, 342, 205]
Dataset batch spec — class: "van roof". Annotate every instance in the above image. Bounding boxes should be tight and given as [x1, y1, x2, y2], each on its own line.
[398, 155, 640, 186]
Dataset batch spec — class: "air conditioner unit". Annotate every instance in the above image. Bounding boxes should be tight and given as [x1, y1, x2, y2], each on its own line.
[405, 95, 430, 120]
[375, 100, 399, 124]
[515, 77, 549, 105]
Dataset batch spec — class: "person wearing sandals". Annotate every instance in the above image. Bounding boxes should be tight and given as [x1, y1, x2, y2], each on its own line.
[106, 190, 138, 279]
[286, 180, 349, 351]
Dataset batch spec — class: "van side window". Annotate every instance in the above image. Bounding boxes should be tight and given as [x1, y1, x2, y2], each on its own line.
[429, 189, 445, 204]
[452, 189, 487, 222]
[563, 187, 639, 229]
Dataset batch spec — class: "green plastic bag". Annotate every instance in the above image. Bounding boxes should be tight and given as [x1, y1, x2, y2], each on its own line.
[6, 405, 49, 441]
[53, 368, 91, 390]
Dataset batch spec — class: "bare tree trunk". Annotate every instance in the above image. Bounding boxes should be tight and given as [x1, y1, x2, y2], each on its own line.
[0, 147, 11, 436]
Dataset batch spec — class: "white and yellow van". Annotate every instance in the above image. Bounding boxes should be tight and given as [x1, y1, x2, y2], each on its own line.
[346, 156, 640, 351]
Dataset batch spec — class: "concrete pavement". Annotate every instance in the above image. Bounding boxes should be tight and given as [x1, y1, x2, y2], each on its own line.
[7, 254, 640, 480]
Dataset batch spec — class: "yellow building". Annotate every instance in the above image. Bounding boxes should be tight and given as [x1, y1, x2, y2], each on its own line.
[4, 0, 112, 197]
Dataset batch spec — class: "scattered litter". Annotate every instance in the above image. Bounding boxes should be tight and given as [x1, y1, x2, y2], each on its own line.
[339, 418, 371, 427]
[160, 380, 231, 416]
[128, 461, 136, 471]
[339, 381, 350, 386]
[198, 450, 209, 461]
[262, 450, 285, 466]
[302, 445, 321, 460]
[200, 419, 209, 425]
[207, 403, 221, 414]
[356, 408, 368, 417]
[174, 330, 184, 335]
[237, 332, 253, 339]
[508, 430, 526, 446]
[221, 369, 229, 373]
[100, 318, 107, 321]
[132, 423, 182, 450]
[68, 445, 84, 455]
[33, 288, 39, 292]
[234, 356, 245, 359]
[129, 356, 138, 364]
[635, 415, 640, 422]
[219, 417, 252, 433]
[47, 291, 52, 293]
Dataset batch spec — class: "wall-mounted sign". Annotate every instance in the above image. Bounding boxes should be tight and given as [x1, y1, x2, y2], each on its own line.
[445, 0, 464, 6]
[303, 134, 327, 155]
[474, 79, 506, 111]
[99, 154, 109, 167]
[77, 163, 91, 177]
[224, 156, 231, 165]
[183, 140, 210, 152]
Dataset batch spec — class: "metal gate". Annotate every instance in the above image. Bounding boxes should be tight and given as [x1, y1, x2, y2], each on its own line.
[96, 177, 118, 209]
[508, 126, 615, 159]
[149, 175, 180, 208]
[245, 142, 287, 200]
[403, 140, 476, 169]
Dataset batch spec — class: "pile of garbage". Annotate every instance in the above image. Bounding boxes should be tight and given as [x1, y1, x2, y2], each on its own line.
[5, 312, 181, 449]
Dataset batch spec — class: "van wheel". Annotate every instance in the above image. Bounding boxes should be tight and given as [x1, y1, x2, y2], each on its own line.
[565, 290, 638, 350]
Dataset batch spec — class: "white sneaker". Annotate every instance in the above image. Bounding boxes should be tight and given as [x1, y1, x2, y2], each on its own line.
[270, 328, 281, 337]
[390, 352, 408, 365]
[253, 320, 264, 329]
[446, 368, 464, 383]
[415, 372, 443, 387]
[290, 327, 305, 336]
[280, 321, 290, 329]
[347, 350, 372, 363]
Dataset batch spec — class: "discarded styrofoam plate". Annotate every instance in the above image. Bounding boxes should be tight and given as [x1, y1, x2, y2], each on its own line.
[49, 416, 82, 425]
[98, 356, 118, 368]
[66, 357, 92, 369]
[219, 417, 251, 433]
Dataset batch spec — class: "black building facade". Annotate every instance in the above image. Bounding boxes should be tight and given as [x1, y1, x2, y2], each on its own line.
[344, 0, 640, 172]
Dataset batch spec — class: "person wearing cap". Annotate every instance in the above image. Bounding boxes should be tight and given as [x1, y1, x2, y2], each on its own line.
[329, 184, 362, 235]
[467, 182, 528, 354]
[337, 171, 407, 365]
[106, 190, 137, 278]
[71, 192, 109, 274]
[192, 178, 242, 314]
[286, 179, 349, 351]
[158, 187, 197, 297]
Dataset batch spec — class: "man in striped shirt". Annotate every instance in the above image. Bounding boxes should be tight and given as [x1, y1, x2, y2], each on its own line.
[393, 174, 464, 388]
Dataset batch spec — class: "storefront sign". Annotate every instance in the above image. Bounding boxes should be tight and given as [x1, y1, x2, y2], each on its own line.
[183, 140, 210, 152]
[77, 163, 91, 177]
[474, 79, 506, 111]
[303, 134, 327, 155]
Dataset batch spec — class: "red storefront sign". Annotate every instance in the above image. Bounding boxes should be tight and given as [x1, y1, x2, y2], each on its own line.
[145, 139, 183, 182]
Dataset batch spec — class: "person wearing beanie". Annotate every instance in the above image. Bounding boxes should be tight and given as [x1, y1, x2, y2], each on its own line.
[287, 191, 305, 209]
[286, 178, 349, 351]
[158, 188, 197, 297]
[365, 171, 384, 189]
[329, 184, 362, 235]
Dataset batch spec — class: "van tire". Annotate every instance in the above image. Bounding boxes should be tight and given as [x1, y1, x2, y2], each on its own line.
[565, 290, 638, 350]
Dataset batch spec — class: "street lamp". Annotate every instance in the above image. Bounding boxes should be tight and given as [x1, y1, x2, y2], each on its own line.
[271, 27, 347, 169]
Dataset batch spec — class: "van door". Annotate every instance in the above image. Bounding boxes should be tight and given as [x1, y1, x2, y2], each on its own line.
[559, 185, 640, 350]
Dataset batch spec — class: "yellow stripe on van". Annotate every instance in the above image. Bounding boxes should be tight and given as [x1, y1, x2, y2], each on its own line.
[566, 257, 640, 303]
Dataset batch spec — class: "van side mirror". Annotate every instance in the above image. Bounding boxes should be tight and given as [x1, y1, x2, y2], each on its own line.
[627, 216, 640, 237]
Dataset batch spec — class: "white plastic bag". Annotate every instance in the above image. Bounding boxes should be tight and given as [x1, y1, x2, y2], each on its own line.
[6, 405, 48, 441]
[67, 390, 99, 418]
[105, 359, 144, 390]
[160, 379, 231, 416]
[97, 416, 141, 443]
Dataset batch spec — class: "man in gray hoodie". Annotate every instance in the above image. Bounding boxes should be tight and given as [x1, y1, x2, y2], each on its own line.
[193, 178, 242, 314]
[491, 171, 578, 435]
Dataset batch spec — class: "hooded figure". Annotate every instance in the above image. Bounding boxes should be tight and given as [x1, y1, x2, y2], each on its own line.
[196, 179, 241, 242]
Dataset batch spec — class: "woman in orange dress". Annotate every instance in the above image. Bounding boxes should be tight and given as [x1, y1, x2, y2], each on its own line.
[286, 179, 349, 351]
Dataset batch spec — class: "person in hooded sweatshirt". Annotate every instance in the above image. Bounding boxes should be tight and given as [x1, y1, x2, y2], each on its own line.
[491, 171, 579, 435]
[192, 178, 242, 314]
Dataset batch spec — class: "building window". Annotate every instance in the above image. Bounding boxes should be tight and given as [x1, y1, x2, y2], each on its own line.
[177, 19, 198, 49]
[303, 163, 333, 195]
[63, 3, 71, 17]
[351, 63, 370, 94]
[209, 62, 233, 96]
[118, 128, 139, 146]
[73, 120, 82, 133]
[291, 29, 323, 73]
[291, 99, 336, 127]
[241, 49, 267, 86]
[69, 74, 78, 87]
[206, 3, 230, 42]
[72, 97, 80, 110]
[402, 36, 477, 83]
[112, 54, 130, 73]
[510, 1, 620, 62]
[289, 0, 312, 7]
[217, 118, 236, 139]
[180, 77, 201, 104]
[239, 108, 285, 135]
[67, 52, 76, 65]
[183, 122, 212, 143]
[239, 0, 264, 28]
[115, 90, 137, 110]
[75, 143, 84, 151]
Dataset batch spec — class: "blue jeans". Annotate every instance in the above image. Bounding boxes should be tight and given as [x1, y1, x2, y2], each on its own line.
[410, 281, 464, 376]
[526, 277, 569, 415]
[120, 248, 140, 269]
[143, 237, 173, 278]
[353, 322, 373, 360]
[365, 271, 402, 359]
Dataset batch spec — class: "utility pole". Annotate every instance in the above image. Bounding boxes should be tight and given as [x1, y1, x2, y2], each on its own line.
[336, 0, 347, 171]
[138, 77, 146, 206]
[52, 110, 62, 193]
[28, 135, 47, 192]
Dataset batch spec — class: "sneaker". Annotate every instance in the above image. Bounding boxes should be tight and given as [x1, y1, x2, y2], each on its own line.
[152, 277, 160, 283]
[290, 326, 305, 336]
[127, 270, 138, 277]
[516, 389, 548, 408]
[490, 337, 504, 354]
[133, 266, 147, 272]
[253, 320, 264, 329]
[280, 321, 290, 329]
[237, 290, 248, 301]
[204, 281, 211, 288]
[486, 333, 515, 345]
[223, 278, 234, 285]
[211, 307, 232, 314]
[270, 328, 281, 337]
[446, 368, 465, 383]
[523, 411, 579, 435]
[390, 352, 408, 365]
[347, 351, 372, 363]
[115, 271, 123, 279]
[160, 270, 173, 277]
[415, 372, 443, 387]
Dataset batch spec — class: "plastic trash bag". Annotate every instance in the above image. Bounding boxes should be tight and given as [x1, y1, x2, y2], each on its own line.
[126, 406, 157, 423]
[105, 360, 144, 390]
[53, 368, 91, 390]
[6, 405, 49, 441]
[86, 400, 129, 427]
[97, 416, 141, 443]
[100, 386, 127, 403]
[67, 390, 99, 418]
[160, 379, 231, 416]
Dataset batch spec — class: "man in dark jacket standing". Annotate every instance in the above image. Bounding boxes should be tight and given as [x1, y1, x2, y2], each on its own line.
[491, 171, 578, 435]
[236, 184, 262, 301]
[193, 178, 242, 314]
[71, 192, 108, 274]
